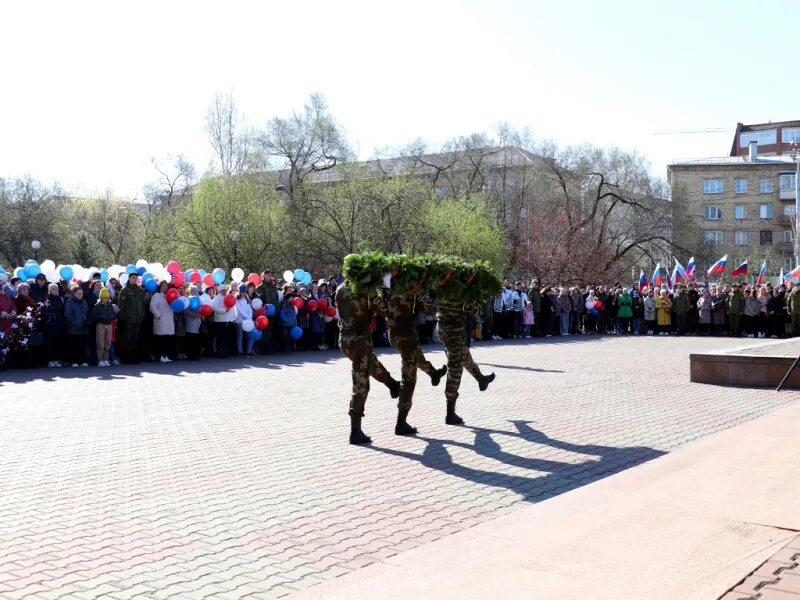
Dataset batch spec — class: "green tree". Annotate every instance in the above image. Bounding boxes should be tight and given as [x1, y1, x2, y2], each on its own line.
[73, 233, 98, 267]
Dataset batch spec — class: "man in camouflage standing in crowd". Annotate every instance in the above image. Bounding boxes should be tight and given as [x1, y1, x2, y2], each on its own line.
[437, 299, 495, 425]
[336, 280, 401, 445]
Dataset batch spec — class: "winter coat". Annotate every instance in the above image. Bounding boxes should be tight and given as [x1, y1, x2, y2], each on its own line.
[787, 291, 800, 316]
[149, 292, 175, 336]
[255, 280, 279, 310]
[13, 294, 36, 315]
[42, 295, 66, 337]
[91, 300, 116, 324]
[29, 283, 48, 304]
[656, 297, 672, 326]
[672, 292, 688, 314]
[118, 283, 146, 324]
[643, 297, 657, 321]
[212, 293, 237, 323]
[710, 294, 726, 326]
[616, 293, 633, 318]
[726, 291, 745, 315]
[523, 306, 534, 325]
[557, 295, 572, 314]
[569, 292, 584, 313]
[184, 309, 202, 335]
[632, 296, 644, 318]
[528, 288, 542, 313]
[64, 295, 89, 335]
[744, 296, 761, 317]
[308, 295, 325, 333]
[0, 294, 17, 332]
[697, 297, 712, 324]
[235, 298, 253, 324]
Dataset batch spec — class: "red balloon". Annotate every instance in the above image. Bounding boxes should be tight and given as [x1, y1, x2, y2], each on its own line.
[203, 273, 215, 287]
[172, 273, 185, 287]
[594, 301, 604, 310]
[292, 297, 304, 309]
[248, 273, 261, 286]
[199, 304, 213, 318]
[189, 270, 201, 283]
[223, 294, 236, 309]
[253, 307, 266, 318]
[166, 260, 181, 275]
[306, 299, 318, 312]
[325, 306, 337, 318]
[165, 289, 179, 303]
[256, 315, 269, 330]
[317, 298, 328, 311]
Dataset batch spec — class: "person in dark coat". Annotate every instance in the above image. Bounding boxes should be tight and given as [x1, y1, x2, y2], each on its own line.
[29, 274, 49, 304]
[43, 284, 66, 367]
[64, 285, 90, 367]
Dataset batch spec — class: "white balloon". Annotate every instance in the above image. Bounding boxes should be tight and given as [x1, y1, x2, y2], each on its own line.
[40, 260, 55, 273]
[283, 270, 294, 282]
[45, 270, 59, 283]
[150, 262, 164, 273]
[231, 268, 244, 282]
[200, 294, 212, 305]
[120, 274, 129, 286]
[136, 259, 149, 269]
[181, 296, 190, 308]
[162, 272, 172, 283]
[242, 319, 255, 332]
[251, 298, 263, 311]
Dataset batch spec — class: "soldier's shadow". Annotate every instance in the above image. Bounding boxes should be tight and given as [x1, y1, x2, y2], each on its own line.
[367, 420, 665, 503]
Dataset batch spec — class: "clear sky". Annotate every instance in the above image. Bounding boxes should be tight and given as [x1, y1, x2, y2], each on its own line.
[1, 0, 797, 199]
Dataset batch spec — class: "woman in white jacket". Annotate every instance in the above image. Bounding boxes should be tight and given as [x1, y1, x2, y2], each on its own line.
[211, 283, 237, 358]
[150, 281, 175, 363]
[234, 286, 255, 356]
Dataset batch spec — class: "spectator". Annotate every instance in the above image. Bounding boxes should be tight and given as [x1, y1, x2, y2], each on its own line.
[149, 281, 175, 363]
[13, 283, 36, 315]
[212, 283, 237, 358]
[643, 289, 656, 335]
[118, 273, 145, 364]
[697, 289, 712, 336]
[557, 288, 571, 336]
[616, 288, 633, 335]
[235, 284, 255, 357]
[726, 284, 745, 337]
[92, 288, 116, 367]
[29, 274, 49, 304]
[43, 283, 65, 367]
[523, 300, 534, 338]
[0, 285, 17, 333]
[656, 289, 672, 335]
[710, 287, 726, 336]
[64, 285, 90, 367]
[184, 286, 203, 361]
[631, 290, 643, 335]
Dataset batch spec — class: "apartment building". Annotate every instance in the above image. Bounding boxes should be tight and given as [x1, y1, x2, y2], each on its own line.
[730, 120, 800, 157]
[669, 142, 798, 273]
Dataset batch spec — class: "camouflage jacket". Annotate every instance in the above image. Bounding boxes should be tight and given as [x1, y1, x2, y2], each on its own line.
[335, 282, 375, 336]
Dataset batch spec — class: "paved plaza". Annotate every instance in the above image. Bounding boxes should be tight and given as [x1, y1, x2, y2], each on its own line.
[0, 336, 795, 599]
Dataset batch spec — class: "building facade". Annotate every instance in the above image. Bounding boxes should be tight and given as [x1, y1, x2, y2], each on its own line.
[669, 147, 797, 275]
[730, 120, 800, 157]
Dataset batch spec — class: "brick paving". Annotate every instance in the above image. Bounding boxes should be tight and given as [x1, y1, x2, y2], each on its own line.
[729, 338, 800, 357]
[720, 536, 800, 599]
[0, 335, 795, 599]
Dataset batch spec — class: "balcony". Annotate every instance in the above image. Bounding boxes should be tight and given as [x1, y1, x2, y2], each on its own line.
[780, 188, 797, 200]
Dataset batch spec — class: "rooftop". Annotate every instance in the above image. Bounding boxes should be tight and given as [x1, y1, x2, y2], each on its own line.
[669, 155, 797, 168]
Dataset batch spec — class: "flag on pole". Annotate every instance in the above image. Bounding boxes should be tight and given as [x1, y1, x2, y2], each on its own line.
[784, 266, 800, 284]
[651, 262, 666, 288]
[707, 254, 727, 276]
[778, 268, 785, 287]
[638, 270, 649, 290]
[674, 259, 689, 283]
[756, 260, 767, 286]
[686, 257, 696, 280]
[730, 259, 748, 278]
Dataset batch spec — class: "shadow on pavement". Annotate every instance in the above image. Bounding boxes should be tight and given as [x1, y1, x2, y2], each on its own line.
[368, 420, 665, 504]
[479, 363, 564, 373]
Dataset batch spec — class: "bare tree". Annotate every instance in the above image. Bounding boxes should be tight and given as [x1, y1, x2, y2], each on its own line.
[142, 155, 196, 210]
[206, 92, 256, 177]
[80, 191, 143, 263]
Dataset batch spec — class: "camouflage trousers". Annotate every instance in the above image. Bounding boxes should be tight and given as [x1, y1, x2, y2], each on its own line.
[439, 326, 483, 402]
[340, 335, 394, 418]
[388, 327, 433, 412]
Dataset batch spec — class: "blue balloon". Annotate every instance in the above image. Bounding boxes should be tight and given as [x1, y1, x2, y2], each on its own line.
[212, 269, 225, 284]
[301, 272, 312, 285]
[25, 264, 42, 279]
[25, 259, 37, 267]
[136, 266, 146, 276]
[99, 269, 109, 283]
[290, 326, 303, 340]
[59, 266, 74, 281]
[142, 272, 155, 282]
[266, 303, 276, 317]
[170, 299, 185, 313]
[248, 329, 263, 341]
[188, 296, 200, 311]
[126, 264, 137, 274]
[293, 268, 304, 281]
[184, 269, 193, 281]
[144, 279, 158, 293]
[13, 267, 25, 278]
[591, 308, 599, 315]
[199, 269, 207, 276]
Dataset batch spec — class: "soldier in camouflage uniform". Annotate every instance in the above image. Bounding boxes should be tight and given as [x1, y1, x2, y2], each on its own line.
[437, 299, 495, 425]
[336, 281, 401, 445]
[385, 293, 447, 436]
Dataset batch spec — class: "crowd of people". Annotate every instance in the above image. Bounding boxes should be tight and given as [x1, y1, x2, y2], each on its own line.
[2, 268, 799, 371]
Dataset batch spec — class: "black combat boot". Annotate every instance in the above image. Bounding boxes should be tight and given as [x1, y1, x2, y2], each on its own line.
[349, 415, 372, 445]
[430, 365, 448, 386]
[388, 379, 401, 399]
[394, 409, 418, 436]
[445, 400, 464, 425]
[478, 372, 496, 392]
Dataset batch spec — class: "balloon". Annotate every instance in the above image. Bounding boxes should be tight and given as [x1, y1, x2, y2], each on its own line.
[248, 273, 261, 286]
[188, 296, 200, 311]
[283, 270, 294, 282]
[144, 278, 156, 293]
[40, 260, 55, 273]
[290, 326, 303, 340]
[170, 298, 185, 313]
[189, 271, 201, 284]
[126, 264, 137, 274]
[253, 307, 266, 318]
[150, 262, 164, 273]
[25, 264, 42, 279]
[266, 303, 276, 317]
[24, 259, 37, 267]
[251, 298, 263, 311]
[119, 274, 129, 286]
[293, 268, 305, 282]
[306, 299, 318, 312]
[165, 288, 180, 303]
[184, 269, 193, 281]
[199, 304, 213, 318]
[594, 301, 604, 309]
[256, 315, 268, 330]
[301, 272, 312, 285]
[292, 297, 304, 309]
[12, 267, 24, 279]
[200, 294, 212, 305]
[248, 329, 263, 342]
[59, 266, 74, 281]
[203, 273, 215, 287]
[199, 269, 207, 276]
[231, 268, 244, 281]
[242, 319, 255, 332]
[136, 259, 149, 269]
[45, 270, 60, 283]
[142, 272, 155, 282]
[135, 266, 145, 276]
[223, 294, 236, 309]
[173, 273, 185, 287]
[166, 260, 181, 275]
[590, 308, 599, 316]
[317, 298, 328, 311]
[99, 269, 109, 283]
[325, 306, 337, 318]
[212, 269, 225, 285]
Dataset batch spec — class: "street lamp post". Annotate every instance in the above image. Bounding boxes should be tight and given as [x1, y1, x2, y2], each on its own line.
[795, 153, 800, 268]
[31, 240, 41, 262]
[229, 230, 240, 271]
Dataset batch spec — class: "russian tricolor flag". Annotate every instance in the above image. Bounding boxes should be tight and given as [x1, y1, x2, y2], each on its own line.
[639, 270, 649, 290]
[686, 257, 696, 280]
[784, 266, 800, 284]
[651, 262, 666, 288]
[707, 254, 727, 276]
[730, 259, 748, 278]
[674, 259, 689, 283]
[756, 260, 767, 286]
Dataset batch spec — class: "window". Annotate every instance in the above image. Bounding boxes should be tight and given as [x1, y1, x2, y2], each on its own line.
[780, 174, 796, 190]
[735, 205, 746, 219]
[760, 179, 773, 193]
[704, 231, 723, 245]
[786, 205, 797, 216]
[741, 129, 777, 147]
[782, 128, 800, 143]
[785, 230, 793, 243]
[734, 231, 748, 245]
[785, 258, 794, 271]
[703, 205, 723, 220]
[703, 179, 724, 194]
[735, 179, 748, 193]
[760, 203, 774, 219]
[760, 230, 773, 246]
